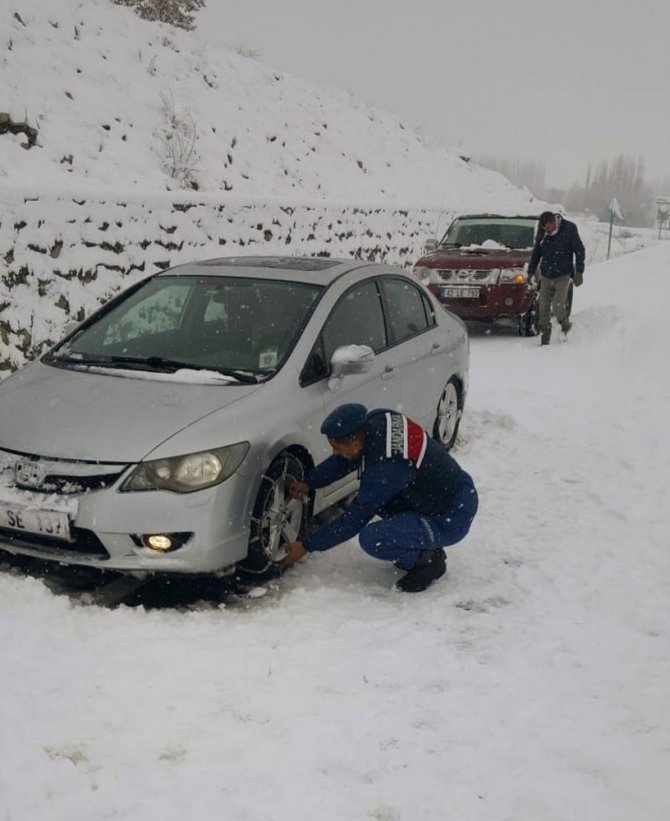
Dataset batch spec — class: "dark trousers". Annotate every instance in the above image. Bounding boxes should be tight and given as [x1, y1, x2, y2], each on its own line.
[358, 473, 478, 570]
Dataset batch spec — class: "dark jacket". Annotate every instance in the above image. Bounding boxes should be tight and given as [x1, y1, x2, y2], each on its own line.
[304, 410, 469, 552]
[527, 217, 585, 279]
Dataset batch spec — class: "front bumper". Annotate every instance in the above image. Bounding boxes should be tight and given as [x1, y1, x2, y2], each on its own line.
[0, 469, 254, 575]
[430, 283, 536, 321]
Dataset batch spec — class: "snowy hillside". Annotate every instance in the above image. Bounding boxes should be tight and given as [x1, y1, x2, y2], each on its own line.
[1, 0, 534, 208]
[2, 3, 670, 817]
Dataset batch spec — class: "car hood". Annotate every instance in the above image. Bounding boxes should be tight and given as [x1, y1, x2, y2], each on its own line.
[417, 247, 531, 269]
[0, 362, 262, 463]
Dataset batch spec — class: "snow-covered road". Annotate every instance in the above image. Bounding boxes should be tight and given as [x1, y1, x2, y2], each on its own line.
[1, 242, 669, 821]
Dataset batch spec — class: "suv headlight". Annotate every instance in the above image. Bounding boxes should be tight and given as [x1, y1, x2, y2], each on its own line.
[412, 266, 442, 285]
[412, 266, 431, 284]
[499, 269, 527, 284]
[121, 442, 249, 493]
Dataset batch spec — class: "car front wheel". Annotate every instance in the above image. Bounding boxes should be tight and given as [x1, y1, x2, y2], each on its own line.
[433, 379, 462, 450]
[240, 452, 310, 573]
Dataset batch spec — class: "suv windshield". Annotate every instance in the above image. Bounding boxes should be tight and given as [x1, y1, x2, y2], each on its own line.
[48, 276, 322, 379]
[440, 217, 537, 250]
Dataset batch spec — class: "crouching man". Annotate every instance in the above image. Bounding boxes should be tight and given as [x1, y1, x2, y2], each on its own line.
[281, 403, 478, 593]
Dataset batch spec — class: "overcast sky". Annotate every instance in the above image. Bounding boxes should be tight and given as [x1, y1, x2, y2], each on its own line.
[198, 0, 669, 189]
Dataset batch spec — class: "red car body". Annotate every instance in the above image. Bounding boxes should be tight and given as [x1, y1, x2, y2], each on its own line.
[413, 214, 542, 336]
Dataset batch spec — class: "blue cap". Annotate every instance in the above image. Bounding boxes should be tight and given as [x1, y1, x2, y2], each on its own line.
[320, 403, 368, 438]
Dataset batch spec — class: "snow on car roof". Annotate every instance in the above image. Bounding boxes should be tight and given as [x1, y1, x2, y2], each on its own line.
[161, 256, 387, 284]
[197, 256, 341, 271]
[454, 213, 539, 221]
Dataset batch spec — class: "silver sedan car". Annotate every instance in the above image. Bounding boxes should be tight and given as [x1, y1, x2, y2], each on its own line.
[0, 256, 469, 578]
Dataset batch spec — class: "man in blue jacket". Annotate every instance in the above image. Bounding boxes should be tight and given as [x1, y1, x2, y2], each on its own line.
[281, 403, 478, 593]
[528, 210, 586, 345]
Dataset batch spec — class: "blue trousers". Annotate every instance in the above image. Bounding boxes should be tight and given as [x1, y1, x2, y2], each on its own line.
[358, 473, 478, 570]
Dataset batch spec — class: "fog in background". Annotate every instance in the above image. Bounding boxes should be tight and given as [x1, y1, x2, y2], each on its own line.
[198, 0, 669, 199]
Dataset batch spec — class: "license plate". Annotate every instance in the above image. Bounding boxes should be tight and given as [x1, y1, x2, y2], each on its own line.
[0, 503, 72, 542]
[441, 286, 480, 299]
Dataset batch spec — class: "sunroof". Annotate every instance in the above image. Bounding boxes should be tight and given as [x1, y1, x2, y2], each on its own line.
[199, 257, 340, 271]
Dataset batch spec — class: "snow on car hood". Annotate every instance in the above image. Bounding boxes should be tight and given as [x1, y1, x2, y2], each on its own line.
[419, 245, 530, 268]
[0, 361, 262, 463]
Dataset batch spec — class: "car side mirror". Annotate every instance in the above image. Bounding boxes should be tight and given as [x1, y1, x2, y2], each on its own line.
[327, 344, 375, 392]
[423, 238, 438, 254]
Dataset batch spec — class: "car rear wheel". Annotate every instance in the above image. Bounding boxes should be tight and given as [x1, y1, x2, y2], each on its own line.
[519, 293, 540, 337]
[433, 379, 462, 450]
[240, 452, 310, 573]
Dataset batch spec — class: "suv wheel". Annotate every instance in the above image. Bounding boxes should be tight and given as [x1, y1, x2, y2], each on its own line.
[240, 452, 310, 573]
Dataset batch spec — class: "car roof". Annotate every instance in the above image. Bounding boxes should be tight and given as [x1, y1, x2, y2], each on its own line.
[453, 213, 539, 221]
[158, 256, 404, 286]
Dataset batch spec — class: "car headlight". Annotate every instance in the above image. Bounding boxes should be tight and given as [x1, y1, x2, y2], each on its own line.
[121, 442, 250, 493]
[499, 269, 527, 284]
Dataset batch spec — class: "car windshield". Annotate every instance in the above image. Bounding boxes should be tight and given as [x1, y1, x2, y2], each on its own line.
[440, 218, 536, 250]
[47, 275, 323, 380]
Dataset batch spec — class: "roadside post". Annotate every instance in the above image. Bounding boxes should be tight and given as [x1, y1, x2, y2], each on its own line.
[656, 197, 670, 239]
[607, 197, 624, 260]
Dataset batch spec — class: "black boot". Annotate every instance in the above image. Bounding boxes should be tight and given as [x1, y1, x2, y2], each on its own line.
[396, 549, 447, 593]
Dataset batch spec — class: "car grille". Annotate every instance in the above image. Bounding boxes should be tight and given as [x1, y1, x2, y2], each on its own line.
[0, 526, 110, 558]
[0, 449, 128, 495]
[17, 474, 121, 495]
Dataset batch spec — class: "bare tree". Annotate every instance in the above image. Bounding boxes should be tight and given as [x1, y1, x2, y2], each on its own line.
[114, 0, 206, 31]
[572, 155, 648, 223]
[478, 152, 654, 226]
[159, 91, 200, 189]
[476, 155, 547, 197]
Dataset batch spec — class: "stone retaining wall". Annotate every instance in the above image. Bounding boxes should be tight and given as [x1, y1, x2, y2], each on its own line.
[0, 192, 449, 373]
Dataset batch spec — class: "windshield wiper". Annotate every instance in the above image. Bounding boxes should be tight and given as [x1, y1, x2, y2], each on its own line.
[45, 352, 122, 367]
[144, 357, 260, 383]
[45, 353, 260, 383]
[46, 352, 162, 370]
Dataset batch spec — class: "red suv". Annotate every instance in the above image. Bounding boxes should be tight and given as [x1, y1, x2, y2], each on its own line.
[413, 214, 564, 337]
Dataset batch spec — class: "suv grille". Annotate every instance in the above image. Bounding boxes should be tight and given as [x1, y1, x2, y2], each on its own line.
[438, 269, 498, 283]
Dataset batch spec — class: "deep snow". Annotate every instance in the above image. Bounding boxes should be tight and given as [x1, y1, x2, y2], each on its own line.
[1, 0, 533, 208]
[1, 1, 669, 818]
[1, 243, 668, 821]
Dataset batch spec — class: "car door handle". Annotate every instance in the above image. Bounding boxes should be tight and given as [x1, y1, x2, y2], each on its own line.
[381, 365, 398, 380]
[430, 342, 442, 355]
